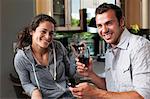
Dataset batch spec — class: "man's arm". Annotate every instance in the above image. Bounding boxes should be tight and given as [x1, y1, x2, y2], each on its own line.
[70, 83, 144, 99]
[89, 71, 106, 90]
[97, 89, 144, 99]
[76, 58, 106, 90]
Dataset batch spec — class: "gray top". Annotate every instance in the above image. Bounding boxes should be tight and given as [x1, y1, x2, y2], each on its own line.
[14, 40, 76, 98]
[105, 28, 150, 99]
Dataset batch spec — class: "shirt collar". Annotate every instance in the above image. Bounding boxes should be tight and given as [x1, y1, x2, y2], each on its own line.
[107, 28, 131, 50]
[117, 28, 131, 50]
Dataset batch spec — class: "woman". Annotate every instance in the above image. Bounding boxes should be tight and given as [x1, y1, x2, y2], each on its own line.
[14, 14, 76, 99]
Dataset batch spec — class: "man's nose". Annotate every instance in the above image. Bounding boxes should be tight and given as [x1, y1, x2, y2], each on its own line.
[102, 25, 109, 33]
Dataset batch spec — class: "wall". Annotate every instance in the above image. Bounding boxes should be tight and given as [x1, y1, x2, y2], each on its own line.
[125, 0, 150, 29]
[149, 0, 150, 28]
[36, 0, 52, 15]
[0, 0, 2, 97]
[0, 0, 35, 98]
[125, 0, 142, 28]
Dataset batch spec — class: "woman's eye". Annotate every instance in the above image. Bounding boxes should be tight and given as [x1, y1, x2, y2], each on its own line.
[49, 31, 56, 36]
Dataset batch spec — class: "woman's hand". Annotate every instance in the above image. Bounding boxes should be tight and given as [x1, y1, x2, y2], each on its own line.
[31, 89, 42, 99]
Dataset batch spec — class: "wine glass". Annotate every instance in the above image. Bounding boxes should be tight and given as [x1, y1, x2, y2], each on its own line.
[78, 43, 90, 68]
[71, 42, 91, 83]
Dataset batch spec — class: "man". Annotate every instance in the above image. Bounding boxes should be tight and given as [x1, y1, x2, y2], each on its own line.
[69, 3, 150, 99]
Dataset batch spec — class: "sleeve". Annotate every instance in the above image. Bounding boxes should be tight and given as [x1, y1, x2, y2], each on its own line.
[14, 51, 37, 96]
[131, 40, 150, 99]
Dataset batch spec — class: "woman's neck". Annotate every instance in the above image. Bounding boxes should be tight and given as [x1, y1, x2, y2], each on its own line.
[31, 45, 49, 66]
[31, 44, 48, 55]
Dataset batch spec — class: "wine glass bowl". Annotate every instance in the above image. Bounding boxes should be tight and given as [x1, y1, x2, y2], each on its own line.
[77, 44, 90, 67]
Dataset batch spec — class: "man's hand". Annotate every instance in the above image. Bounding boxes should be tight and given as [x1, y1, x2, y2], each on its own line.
[69, 82, 107, 99]
[76, 57, 94, 77]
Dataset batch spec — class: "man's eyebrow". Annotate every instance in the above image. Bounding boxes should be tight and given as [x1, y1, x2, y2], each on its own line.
[96, 19, 113, 26]
[105, 20, 113, 24]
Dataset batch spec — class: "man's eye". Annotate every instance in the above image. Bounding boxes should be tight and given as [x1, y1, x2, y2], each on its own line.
[97, 25, 102, 29]
[107, 21, 113, 26]
[41, 31, 46, 34]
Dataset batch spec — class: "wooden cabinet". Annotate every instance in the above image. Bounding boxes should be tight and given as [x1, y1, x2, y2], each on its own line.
[122, 0, 142, 28]
[35, 0, 84, 31]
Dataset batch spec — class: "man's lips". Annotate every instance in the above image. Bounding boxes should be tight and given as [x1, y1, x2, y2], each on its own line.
[103, 32, 112, 40]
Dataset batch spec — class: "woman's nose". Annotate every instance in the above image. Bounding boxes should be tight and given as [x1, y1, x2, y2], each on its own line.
[45, 32, 51, 39]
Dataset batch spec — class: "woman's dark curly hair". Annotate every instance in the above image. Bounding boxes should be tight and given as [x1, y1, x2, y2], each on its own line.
[16, 14, 56, 49]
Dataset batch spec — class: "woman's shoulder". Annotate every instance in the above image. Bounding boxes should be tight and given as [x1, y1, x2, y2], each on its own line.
[14, 49, 26, 65]
[14, 46, 31, 60]
[52, 40, 67, 54]
[53, 40, 65, 48]
[53, 40, 63, 45]
[15, 49, 25, 58]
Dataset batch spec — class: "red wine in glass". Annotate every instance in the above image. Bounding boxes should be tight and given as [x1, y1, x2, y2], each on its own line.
[78, 55, 89, 67]
[71, 43, 91, 84]
[78, 45, 91, 82]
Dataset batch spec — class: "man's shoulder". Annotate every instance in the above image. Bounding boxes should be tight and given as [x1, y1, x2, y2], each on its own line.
[130, 34, 149, 45]
[129, 34, 150, 52]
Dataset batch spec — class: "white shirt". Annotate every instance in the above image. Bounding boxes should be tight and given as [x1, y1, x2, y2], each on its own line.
[104, 28, 150, 99]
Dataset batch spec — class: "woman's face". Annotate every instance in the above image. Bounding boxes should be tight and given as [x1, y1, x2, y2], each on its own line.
[96, 9, 124, 47]
[30, 21, 55, 49]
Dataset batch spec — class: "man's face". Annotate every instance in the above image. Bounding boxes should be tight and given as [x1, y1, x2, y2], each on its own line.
[96, 9, 124, 47]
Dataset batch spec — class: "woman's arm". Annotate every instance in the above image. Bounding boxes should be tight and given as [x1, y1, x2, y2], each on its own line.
[14, 51, 41, 96]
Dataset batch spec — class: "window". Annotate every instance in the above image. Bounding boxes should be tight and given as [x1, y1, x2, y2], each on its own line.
[35, 0, 82, 31]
